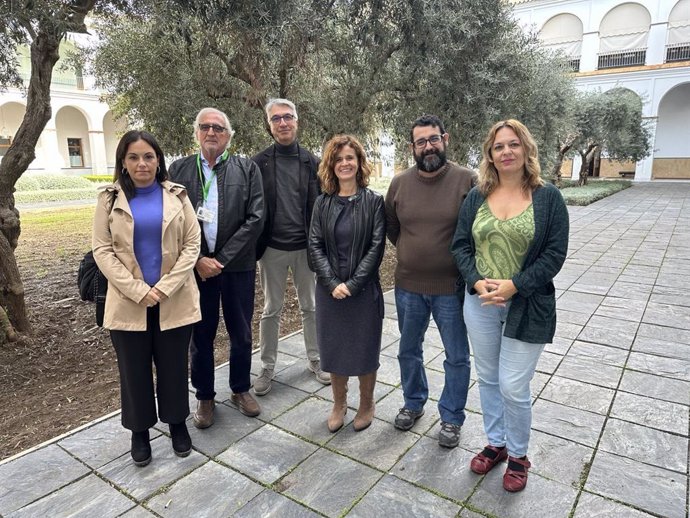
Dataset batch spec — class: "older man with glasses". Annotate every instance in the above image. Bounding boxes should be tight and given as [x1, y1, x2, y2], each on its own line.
[169, 107, 265, 427]
[251, 98, 329, 396]
[385, 114, 475, 448]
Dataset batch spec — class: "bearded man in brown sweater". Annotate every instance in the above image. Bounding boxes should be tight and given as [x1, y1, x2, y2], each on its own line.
[385, 114, 476, 448]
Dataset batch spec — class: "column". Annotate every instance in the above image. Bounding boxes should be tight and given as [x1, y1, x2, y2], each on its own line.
[636, 117, 657, 182]
[40, 119, 63, 172]
[88, 130, 108, 175]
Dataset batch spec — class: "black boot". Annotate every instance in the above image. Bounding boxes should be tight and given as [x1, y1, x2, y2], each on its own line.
[131, 430, 151, 467]
[169, 422, 192, 457]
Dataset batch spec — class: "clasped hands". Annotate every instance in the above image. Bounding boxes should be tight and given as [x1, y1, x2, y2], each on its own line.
[331, 283, 351, 300]
[141, 286, 167, 307]
[474, 278, 517, 307]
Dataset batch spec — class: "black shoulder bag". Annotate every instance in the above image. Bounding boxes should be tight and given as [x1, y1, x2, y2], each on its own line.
[77, 191, 116, 326]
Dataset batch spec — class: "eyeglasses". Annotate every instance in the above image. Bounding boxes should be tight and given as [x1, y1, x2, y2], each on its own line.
[269, 114, 297, 124]
[412, 134, 445, 149]
[198, 123, 227, 133]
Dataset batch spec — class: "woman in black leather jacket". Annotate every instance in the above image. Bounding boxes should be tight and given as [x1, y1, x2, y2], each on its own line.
[308, 134, 386, 433]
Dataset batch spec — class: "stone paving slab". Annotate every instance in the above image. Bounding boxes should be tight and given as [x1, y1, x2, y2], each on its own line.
[2, 183, 690, 517]
[598, 417, 688, 473]
[348, 474, 461, 517]
[58, 415, 161, 469]
[97, 435, 207, 501]
[0, 444, 90, 515]
[278, 448, 381, 516]
[7, 473, 135, 518]
[585, 450, 687, 518]
[182, 402, 262, 457]
[391, 436, 479, 502]
[217, 424, 317, 485]
[145, 460, 263, 517]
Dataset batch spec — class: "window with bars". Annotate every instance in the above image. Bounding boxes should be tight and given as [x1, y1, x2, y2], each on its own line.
[68, 138, 84, 167]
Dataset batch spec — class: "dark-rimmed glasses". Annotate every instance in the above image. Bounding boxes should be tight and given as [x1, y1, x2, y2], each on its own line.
[198, 123, 227, 133]
[269, 114, 297, 124]
[412, 134, 445, 149]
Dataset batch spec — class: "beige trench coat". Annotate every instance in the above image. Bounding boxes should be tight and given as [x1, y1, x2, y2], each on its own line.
[92, 181, 201, 331]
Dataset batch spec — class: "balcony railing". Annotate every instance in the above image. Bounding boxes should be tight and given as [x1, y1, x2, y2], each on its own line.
[597, 48, 646, 69]
[568, 57, 581, 72]
[18, 71, 85, 90]
[666, 43, 690, 63]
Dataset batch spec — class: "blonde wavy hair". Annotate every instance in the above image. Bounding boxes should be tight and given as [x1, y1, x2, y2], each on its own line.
[318, 135, 372, 195]
[478, 119, 543, 195]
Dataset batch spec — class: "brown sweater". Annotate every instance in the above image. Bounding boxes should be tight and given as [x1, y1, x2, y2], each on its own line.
[385, 162, 475, 295]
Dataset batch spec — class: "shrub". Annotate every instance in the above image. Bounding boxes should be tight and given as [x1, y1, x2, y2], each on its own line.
[560, 179, 632, 206]
[14, 188, 98, 204]
[16, 174, 94, 191]
[83, 175, 114, 183]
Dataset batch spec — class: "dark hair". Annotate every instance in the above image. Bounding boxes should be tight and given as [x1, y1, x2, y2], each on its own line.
[409, 114, 446, 143]
[113, 130, 168, 200]
[318, 134, 372, 195]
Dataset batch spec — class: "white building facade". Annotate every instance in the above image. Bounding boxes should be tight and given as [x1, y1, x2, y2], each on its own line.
[0, 39, 123, 176]
[510, 0, 690, 181]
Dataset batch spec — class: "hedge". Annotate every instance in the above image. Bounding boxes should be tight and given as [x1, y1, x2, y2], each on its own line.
[15, 174, 94, 191]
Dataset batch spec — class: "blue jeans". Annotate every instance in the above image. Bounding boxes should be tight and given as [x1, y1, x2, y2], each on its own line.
[395, 287, 471, 425]
[464, 293, 544, 458]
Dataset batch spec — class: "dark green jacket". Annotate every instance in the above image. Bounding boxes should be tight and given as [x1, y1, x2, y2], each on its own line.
[451, 183, 569, 343]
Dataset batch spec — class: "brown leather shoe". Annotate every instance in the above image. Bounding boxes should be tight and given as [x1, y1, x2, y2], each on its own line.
[193, 399, 215, 429]
[231, 391, 261, 417]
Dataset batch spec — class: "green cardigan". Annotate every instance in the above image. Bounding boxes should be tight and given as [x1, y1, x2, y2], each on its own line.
[451, 183, 569, 344]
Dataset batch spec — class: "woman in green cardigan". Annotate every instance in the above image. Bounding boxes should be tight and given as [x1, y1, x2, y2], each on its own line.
[451, 119, 569, 492]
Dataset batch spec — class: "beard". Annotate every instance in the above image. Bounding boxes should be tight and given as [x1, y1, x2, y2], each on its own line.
[414, 147, 448, 172]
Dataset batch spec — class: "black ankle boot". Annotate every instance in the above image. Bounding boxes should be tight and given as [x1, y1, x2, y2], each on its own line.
[131, 430, 151, 467]
[169, 422, 192, 457]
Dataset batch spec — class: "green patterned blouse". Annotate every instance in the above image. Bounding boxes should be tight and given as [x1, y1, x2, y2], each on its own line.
[472, 200, 535, 279]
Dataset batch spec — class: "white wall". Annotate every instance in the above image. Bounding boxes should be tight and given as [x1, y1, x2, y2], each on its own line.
[655, 82, 690, 157]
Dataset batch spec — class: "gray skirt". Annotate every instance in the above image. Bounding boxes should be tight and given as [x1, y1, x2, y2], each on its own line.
[315, 281, 384, 376]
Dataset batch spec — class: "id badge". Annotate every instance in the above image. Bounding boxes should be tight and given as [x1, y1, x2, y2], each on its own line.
[196, 206, 215, 223]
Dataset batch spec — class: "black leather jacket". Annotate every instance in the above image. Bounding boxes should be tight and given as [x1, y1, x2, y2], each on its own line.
[251, 143, 320, 259]
[308, 187, 386, 296]
[169, 153, 264, 272]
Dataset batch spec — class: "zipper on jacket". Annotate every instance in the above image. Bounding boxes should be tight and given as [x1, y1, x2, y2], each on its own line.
[348, 197, 360, 282]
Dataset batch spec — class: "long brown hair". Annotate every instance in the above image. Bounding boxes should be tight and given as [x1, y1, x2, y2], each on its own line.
[478, 119, 543, 196]
[318, 134, 372, 195]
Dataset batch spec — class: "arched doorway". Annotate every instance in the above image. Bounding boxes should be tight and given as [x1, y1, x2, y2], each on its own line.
[0, 102, 26, 158]
[654, 83, 690, 179]
[55, 106, 91, 172]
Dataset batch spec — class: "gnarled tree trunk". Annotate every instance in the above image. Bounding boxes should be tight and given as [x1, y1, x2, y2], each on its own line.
[0, 0, 96, 345]
[577, 144, 597, 187]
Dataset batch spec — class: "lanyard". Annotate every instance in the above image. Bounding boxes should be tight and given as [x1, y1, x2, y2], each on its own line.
[196, 150, 229, 202]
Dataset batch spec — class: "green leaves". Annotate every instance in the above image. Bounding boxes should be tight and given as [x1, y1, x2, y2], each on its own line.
[87, 0, 576, 164]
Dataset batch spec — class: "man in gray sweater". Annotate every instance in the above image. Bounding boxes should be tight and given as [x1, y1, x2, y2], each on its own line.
[385, 114, 475, 448]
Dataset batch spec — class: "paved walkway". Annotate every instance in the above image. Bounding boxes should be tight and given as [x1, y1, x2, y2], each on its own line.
[1, 182, 689, 517]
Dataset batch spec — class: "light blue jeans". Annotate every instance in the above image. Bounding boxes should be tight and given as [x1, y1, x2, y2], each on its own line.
[395, 287, 471, 425]
[464, 293, 544, 458]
